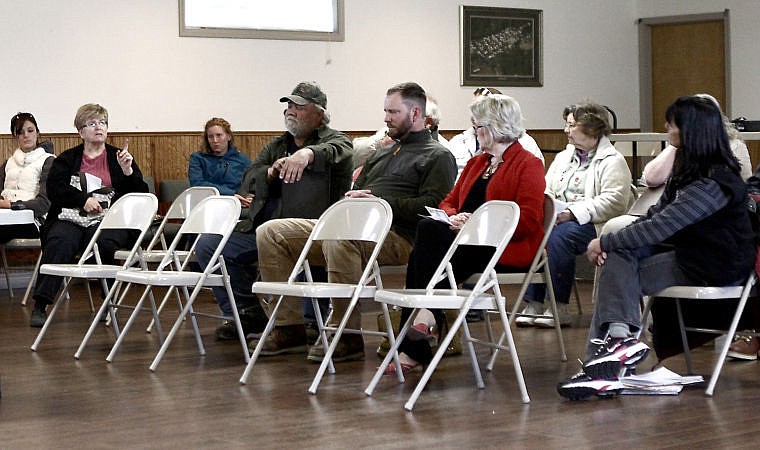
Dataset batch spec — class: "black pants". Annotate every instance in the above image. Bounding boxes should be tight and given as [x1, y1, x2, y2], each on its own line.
[0, 223, 39, 243]
[33, 219, 136, 307]
[399, 218, 521, 365]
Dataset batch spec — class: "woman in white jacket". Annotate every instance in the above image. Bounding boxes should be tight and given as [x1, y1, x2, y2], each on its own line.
[0, 112, 55, 242]
[518, 102, 632, 327]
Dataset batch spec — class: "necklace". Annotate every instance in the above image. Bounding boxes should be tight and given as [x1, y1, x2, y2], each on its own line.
[482, 157, 502, 179]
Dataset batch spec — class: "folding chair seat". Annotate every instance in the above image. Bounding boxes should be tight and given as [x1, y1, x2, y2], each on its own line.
[464, 194, 568, 365]
[366, 200, 529, 411]
[240, 197, 400, 394]
[30, 193, 159, 353]
[101, 195, 245, 370]
[113, 186, 219, 333]
[637, 269, 758, 396]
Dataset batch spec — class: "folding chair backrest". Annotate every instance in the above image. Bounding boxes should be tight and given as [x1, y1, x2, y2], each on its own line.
[310, 197, 393, 244]
[157, 195, 241, 270]
[428, 200, 520, 290]
[78, 193, 158, 265]
[455, 200, 520, 250]
[97, 193, 158, 231]
[165, 186, 220, 220]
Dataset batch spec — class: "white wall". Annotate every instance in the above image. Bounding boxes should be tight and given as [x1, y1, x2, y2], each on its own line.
[4, 0, 751, 134]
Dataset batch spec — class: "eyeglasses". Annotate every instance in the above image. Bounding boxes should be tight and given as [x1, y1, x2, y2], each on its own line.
[565, 121, 578, 129]
[473, 124, 486, 130]
[84, 119, 108, 128]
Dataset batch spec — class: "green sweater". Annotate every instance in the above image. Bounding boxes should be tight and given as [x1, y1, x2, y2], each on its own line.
[355, 130, 456, 242]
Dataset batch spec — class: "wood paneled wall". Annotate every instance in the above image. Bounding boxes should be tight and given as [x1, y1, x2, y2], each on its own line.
[3, 130, 759, 191]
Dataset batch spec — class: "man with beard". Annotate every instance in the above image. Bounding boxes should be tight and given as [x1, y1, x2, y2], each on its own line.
[252, 82, 456, 360]
[195, 81, 353, 341]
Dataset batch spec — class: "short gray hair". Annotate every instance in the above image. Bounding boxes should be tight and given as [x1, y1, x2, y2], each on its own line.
[315, 104, 330, 126]
[469, 94, 525, 143]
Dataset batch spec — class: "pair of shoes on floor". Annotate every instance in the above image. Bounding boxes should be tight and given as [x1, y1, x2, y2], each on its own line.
[516, 302, 572, 328]
[247, 324, 308, 356]
[30, 304, 47, 328]
[557, 336, 650, 400]
[727, 330, 760, 360]
[307, 333, 365, 363]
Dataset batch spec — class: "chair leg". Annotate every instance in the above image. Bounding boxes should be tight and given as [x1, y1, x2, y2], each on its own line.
[706, 276, 755, 396]
[149, 282, 204, 372]
[240, 296, 285, 384]
[1, 244, 13, 298]
[460, 314, 485, 389]
[105, 284, 154, 362]
[30, 278, 73, 351]
[365, 309, 416, 396]
[675, 299, 694, 374]
[21, 252, 42, 306]
[77, 281, 128, 360]
[311, 298, 336, 376]
[222, 273, 250, 364]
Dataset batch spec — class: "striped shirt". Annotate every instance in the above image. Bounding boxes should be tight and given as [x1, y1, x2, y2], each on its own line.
[600, 178, 728, 252]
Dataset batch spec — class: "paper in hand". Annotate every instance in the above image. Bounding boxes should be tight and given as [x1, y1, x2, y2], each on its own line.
[423, 206, 451, 224]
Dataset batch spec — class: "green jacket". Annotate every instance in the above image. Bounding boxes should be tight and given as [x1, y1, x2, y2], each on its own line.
[234, 125, 353, 233]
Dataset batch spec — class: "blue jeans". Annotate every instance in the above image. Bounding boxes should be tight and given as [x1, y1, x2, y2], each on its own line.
[524, 220, 597, 305]
[195, 232, 259, 316]
[585, 247, 694, 357]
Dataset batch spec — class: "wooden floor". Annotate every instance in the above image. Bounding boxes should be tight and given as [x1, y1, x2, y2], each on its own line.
[1, 281, 760, 449]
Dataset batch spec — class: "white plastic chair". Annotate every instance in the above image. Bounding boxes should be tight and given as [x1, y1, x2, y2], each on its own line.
[240, 197, 400, 394]
[114, 186, 219, 333]
[465, 194, 568, 365]
[30, 193, 159, 352]
[366, 200, 529, 411]
[637, 269, 758, 396]
[107, 195, 244, 370]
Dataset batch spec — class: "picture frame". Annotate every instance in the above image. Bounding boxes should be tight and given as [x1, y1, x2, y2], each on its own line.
[460, 6, 543, 87]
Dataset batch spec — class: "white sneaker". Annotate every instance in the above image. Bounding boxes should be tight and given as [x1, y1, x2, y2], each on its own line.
[534, 303, 572, 328]
[515, 302, 543, 327]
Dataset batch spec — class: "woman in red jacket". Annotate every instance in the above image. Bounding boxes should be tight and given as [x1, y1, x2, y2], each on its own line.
[388, 94, 546, 373]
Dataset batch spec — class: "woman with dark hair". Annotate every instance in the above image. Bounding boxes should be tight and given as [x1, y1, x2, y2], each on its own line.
[29, 104, 149, 327]
[519, 101, 632, 328]
[0, 113, 55, 241]
[188, 117, 251, 195]
[558, 96, 755, 400]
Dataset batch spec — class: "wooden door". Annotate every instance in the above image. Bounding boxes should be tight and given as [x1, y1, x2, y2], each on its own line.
[650, 20, 725, 131]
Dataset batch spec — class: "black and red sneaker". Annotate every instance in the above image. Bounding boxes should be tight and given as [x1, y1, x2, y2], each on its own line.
[583, 336, 650, 379]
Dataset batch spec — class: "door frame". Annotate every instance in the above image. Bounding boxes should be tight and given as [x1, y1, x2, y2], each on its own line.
[637, 10, 730, 131]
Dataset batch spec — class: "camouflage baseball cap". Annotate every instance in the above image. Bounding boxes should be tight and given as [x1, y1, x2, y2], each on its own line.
[279, 81, 327, 109]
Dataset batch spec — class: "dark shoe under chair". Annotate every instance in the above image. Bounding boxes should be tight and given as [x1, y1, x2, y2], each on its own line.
[307, 333, 364, 363]
[248, 324, 308, 356]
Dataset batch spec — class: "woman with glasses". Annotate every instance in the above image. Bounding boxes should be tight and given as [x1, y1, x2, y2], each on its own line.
[386, 94, 546, 374]
[29, 103, 149, 327]
[448, 87, 543, 179]
[518, 101, 632, 328]
[0, 113, 55, 242]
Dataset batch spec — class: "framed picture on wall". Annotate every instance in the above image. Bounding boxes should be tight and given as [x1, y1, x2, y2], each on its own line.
[460, 6, 543, 87]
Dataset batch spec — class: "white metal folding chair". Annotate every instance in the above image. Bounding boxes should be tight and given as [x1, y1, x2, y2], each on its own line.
[114, 186, 219, 333]
[637, 269, 758, 396]
[240, 197, 400, 394]
[30, 193, 159, 352]
[465, 194, 568, 366]
[107, 196, 245, 370]
[1, 237, 41, 302]
[366, 200, 529, 411]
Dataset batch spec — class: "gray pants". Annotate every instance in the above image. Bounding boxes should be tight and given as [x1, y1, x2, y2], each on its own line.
[586, 247, 693, 358]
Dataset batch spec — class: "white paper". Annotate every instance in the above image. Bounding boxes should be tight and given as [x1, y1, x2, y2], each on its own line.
[423, 206, 451, 224]
[84, 173, 103, 193]
[619, 366, 703, 395]
[552, 198, 568, 216]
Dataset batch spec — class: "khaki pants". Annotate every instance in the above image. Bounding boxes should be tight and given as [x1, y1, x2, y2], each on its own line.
[256, 218, 412, 329]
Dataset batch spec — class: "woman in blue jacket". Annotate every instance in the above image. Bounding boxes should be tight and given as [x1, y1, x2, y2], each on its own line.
[188, 117, 251, 195]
